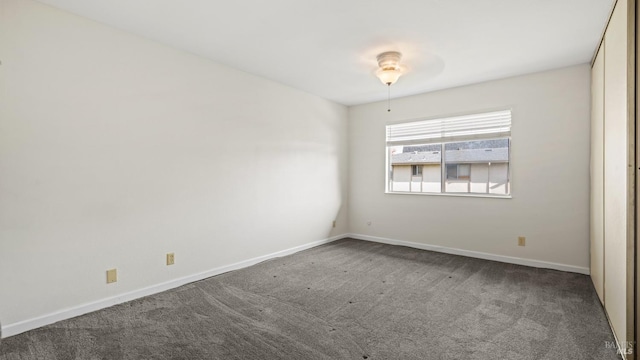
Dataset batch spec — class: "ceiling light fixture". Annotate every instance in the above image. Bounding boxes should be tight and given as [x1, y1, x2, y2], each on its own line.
[376, 51, 403, 112]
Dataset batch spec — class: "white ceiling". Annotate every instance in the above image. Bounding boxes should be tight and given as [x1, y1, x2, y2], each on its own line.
[38, 0, 614, 106]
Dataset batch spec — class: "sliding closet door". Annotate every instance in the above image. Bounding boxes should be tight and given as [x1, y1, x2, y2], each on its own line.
[590, 45, 604, 304]
[603, 0, 629, 346]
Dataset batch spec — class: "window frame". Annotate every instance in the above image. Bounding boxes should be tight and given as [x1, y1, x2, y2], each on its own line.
[385, 110, 513, 199]
[446, 164, 471, 180]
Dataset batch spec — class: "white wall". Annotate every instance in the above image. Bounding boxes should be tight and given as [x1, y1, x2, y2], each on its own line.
[348, 65, 591, 270]
[470, 164, 490, 193]
[392, 166, 411, 191]
[422, 165, 441, 192]
[489, 163, 509, 195]
[0, 0, 348, 331]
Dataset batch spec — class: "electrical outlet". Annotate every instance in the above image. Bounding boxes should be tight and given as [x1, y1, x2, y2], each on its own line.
[166, 253, 175, 266]
[106, 269, 117, 284]
[332, 220, 336, 228]
[518, 236, 526, 246]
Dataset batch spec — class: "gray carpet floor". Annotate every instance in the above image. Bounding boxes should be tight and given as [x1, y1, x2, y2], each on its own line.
[0, 239, 621, 360]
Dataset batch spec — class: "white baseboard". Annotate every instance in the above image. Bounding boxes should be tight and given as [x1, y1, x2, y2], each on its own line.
[1, 232, 590, 338]
[347, 233, 590, 275]
[1, 234, 346, 339]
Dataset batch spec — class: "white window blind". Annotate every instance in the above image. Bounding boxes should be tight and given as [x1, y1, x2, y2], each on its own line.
[386, 110, 511, 145]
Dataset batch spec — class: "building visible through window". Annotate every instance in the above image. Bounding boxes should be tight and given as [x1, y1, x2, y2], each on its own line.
[386, 110, 511, 196]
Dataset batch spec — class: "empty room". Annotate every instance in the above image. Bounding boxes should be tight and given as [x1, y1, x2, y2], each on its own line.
[0, 0, 637, 359]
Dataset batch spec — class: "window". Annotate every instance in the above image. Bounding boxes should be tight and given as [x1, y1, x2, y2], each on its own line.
[447, 164, 470, 179]
[386, 110, 511, 196]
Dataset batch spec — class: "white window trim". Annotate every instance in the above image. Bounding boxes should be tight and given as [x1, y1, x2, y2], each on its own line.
[384, 191, 513, 199]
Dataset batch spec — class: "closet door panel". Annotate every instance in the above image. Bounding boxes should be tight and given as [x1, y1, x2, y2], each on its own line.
[603, 0, 628, 345]
[590, 45, 604, 304]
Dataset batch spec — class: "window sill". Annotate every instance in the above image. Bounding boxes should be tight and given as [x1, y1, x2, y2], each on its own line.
[385, 191, 512, 199]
